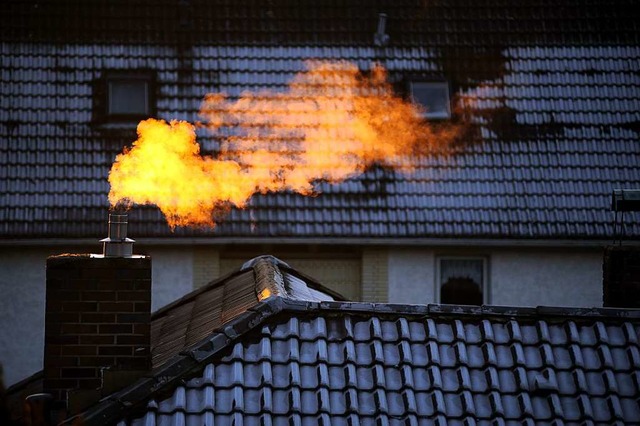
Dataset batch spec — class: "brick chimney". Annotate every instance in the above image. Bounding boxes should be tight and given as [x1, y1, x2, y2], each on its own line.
[43, 213, 151, 414]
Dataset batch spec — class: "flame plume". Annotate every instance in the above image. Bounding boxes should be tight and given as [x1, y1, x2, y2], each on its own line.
[108, 61, 459, 229]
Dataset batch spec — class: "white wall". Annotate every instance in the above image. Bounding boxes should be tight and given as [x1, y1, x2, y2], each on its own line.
[490, 249, 602, 307]
[0, 248, 49, 387]
[142, 246, 194, 311]
[388, 249, 436, 304]
[388, 247, 604, 308]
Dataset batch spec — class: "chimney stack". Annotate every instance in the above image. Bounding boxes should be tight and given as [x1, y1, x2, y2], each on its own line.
[43, 213, 151, 414]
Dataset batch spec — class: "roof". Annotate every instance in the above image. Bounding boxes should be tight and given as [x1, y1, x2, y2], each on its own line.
[150, 255, 343, 367]
[2, 0, 640, 241]
[68, 256, 640, 425]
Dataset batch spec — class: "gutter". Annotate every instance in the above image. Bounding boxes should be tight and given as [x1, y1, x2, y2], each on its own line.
[0, 237, 634, 248]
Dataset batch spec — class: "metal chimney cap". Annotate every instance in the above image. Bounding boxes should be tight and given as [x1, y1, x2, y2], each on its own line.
[102, 212, 135, 257]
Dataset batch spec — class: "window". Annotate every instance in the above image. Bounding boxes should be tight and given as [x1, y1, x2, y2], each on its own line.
[108, 79, 149, 115]
[95, 70, 155, 125]
[409, 81, 451, 119]
[437, 257, 487, 305]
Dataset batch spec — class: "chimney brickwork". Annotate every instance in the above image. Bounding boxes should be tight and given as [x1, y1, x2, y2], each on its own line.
[603, 246, 640, 308]
[44, 254, 151, 404]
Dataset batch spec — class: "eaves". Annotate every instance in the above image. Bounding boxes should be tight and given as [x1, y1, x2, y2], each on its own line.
[1, 237, 635, 249]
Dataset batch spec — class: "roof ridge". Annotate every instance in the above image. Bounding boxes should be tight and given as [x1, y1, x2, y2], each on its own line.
[151, 255, 295, 320]
[243, 254, 344, 302]
[245, 255, 288, 300]
[280, 298, 640, 320]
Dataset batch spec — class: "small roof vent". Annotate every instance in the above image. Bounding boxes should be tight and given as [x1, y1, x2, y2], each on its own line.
[374, 13, 390, 46]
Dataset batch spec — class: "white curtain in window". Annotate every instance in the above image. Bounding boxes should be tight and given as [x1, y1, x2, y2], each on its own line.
[440, 259, 483, 287]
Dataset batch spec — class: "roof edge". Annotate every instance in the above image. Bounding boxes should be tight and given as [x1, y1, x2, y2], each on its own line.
[279, 300, 640, 321]
[2, 237, 636, 248]
[5, 370, 43, 395]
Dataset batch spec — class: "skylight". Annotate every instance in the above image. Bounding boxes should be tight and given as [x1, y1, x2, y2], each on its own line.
[409, 81, 451, 119]
[96, 70, 156, 125]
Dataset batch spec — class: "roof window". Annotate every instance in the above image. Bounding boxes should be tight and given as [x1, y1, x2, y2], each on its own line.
[409, 81, 451, 120]
[108, 79, 149, 116]
[95, 70, 156, 126]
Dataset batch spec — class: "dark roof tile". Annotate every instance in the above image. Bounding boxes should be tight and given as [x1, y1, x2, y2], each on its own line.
[3, 1, 640, 240]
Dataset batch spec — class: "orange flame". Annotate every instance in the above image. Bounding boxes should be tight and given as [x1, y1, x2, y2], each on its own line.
[108, 61, 459, 228]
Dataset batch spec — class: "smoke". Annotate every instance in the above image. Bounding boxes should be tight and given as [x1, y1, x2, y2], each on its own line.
[108, 61, 461, 228]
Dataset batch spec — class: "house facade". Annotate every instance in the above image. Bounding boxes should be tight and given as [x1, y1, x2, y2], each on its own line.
[1, 0, 639, 386]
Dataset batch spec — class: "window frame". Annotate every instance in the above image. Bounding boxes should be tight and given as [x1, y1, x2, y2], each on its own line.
[435, 256, 489, 305]
[96, 69, 156, 126]
[407, 80, 452, 120]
